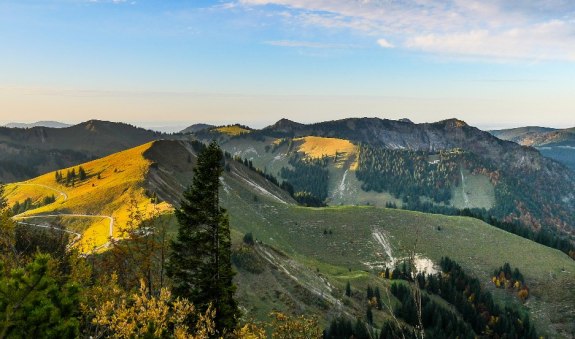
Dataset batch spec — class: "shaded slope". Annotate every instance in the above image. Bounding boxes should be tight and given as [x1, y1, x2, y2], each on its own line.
[0, 120, 163, 182]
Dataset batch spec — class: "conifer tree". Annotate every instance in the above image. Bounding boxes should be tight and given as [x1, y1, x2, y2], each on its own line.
[167, 141, 238, 333]
[345, 281, 351, 297]
[78, 166, 87, 181]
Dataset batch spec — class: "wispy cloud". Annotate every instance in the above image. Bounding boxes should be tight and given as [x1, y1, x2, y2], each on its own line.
[233, 0, 575, 61]
[377, 38, 394, 48]
[266, 40, 355, 49]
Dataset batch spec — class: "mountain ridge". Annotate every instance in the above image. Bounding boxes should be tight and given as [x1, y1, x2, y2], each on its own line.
[4, 121, 72, 129]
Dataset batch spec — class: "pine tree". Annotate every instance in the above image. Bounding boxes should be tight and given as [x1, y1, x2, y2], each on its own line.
[0, 253, 80, 338]
[366, 307, 373, 325]
[167, 141, 238, 333]
[78, 166, 87, 181]
[374, 286, 382, 310]
[345, 281, 351, 297]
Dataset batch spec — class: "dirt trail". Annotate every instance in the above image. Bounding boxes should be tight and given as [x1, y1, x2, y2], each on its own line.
[13, 213, 115, 252]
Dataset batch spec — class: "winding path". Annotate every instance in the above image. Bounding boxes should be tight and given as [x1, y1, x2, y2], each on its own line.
[14, 214, 114, 238]
[10, 181, 115, 252]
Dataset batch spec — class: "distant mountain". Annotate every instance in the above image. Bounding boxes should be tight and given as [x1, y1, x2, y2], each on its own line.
[189, 117, 575, 237]
[4, 121, 72, 129]
[491, 126, 575, 172]
[180, 123, 214, 134]
[0, 120, 164, 182]
[490, 126, 557, 144]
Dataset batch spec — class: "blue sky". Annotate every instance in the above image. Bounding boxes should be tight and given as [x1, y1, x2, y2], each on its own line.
[1, 0, 574, 129]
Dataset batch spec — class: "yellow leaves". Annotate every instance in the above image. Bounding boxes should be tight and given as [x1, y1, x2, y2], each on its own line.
[269, 311, 322, 339]
[368, 296, 378, 307]
[518, 289, 529, 303]
[235, 323, 266, 339]
[92, 279, 215, 338]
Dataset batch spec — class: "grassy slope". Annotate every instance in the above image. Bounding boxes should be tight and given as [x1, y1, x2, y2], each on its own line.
[221, 174, 575, 336]
[5, 142, 171, 252]
[218, 135, 496, 209]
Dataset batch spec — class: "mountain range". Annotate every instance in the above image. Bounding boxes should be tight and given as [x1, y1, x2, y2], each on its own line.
[3, 122, 575, 336]
[3, 121, 72, 129]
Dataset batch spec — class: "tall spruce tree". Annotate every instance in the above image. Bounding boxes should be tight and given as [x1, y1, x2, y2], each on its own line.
[167, 141, 238, 333]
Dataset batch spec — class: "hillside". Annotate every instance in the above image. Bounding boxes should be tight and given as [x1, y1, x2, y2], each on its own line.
[3, 137, 575, 337]
[491, 126, 575, 173]
[4, 139, 294, 253]
[189, 118, 575, 238]
[0, 120, 164, 182]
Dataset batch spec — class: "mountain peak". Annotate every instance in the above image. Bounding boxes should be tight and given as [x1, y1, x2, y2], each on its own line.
[265, 118, 304, 131]
[438, 118, 468, 128]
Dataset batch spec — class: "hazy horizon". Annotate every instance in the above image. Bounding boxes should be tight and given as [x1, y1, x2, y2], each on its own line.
[1, 116, 572, 132]
[2, 1, 574, 128]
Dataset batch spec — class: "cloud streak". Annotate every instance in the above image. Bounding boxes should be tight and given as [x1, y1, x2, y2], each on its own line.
[265, 40, 355, 49]
[234, 0, 575, 61]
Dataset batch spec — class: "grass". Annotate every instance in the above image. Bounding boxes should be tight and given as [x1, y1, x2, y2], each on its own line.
[215, 125, 251, 136]
[451, 168, 496, 209]
[5, 141, 171, 252]
[221, 173, 575, 336]
[293, 136, 358, 169]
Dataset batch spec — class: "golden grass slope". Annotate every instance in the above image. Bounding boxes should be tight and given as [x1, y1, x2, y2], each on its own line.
[294, 136, 358, 169]
[5, 141, 171, 253]
[214, 125, 251, 136]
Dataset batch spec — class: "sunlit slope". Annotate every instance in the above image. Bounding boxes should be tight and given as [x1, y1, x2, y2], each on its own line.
[5, 141, 171, 252]
[214, 125, 251, 136]
[294, 136, 358, 168]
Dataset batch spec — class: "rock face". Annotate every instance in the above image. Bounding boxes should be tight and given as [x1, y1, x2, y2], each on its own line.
[262, 117, 544, 170]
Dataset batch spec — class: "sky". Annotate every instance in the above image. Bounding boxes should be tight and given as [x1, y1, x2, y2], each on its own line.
[1, 0, 574, 130]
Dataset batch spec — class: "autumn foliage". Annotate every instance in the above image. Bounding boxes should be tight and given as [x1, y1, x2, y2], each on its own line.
[492, 263, 530, 302]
